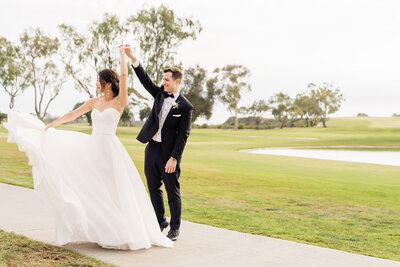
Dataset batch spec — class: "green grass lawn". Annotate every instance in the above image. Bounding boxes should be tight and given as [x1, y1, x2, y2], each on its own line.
[1, 117, 400, 261]
[0, 229, 115, 266]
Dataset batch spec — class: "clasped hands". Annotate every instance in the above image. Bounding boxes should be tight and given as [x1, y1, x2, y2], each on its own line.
[119, 44, 136, 62]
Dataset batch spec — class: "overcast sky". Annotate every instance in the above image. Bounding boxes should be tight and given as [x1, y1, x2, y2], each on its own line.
[1, 0, 399, 124]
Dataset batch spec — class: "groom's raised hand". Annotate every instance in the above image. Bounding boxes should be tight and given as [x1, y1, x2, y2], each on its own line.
[123, 44, 137, 63]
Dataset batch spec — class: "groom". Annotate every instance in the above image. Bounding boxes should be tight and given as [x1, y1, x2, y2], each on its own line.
[124, 46, 193, 241]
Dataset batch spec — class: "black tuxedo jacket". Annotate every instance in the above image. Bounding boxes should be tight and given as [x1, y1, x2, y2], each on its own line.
[132, 63, 193, 162]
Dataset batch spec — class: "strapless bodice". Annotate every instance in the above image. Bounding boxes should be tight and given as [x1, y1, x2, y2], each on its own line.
[91, 108, 120, 135]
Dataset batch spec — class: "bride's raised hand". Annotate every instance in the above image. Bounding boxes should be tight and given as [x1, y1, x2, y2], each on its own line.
[119, 44, 125, 56]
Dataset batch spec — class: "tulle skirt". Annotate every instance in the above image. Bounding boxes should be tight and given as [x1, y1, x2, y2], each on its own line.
[3, 110, 173, 249]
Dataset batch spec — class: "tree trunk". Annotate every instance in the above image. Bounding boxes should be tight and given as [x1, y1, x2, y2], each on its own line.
[234, 108, 238, 130]
[323, 106, 327, 128]
[85, 112, 92, 126]
[280, 116, 287, 129]
[37, 114, 45, 121]
[9, 96, 15, 109]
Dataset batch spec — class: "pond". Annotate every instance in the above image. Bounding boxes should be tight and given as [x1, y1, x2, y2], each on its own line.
[241, 147, 400, 167]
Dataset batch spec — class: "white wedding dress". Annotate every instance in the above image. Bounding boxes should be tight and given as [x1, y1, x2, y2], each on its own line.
[3, 108, 173, 250]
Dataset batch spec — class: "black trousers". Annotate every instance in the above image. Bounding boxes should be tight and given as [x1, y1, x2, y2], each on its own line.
[144, 140, 181, 230]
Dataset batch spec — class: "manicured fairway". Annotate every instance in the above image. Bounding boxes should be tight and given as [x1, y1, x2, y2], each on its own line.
[1, 117, 399, 261]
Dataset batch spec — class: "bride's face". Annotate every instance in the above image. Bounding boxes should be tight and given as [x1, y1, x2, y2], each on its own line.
[96, 77, 102, 94]
[97, 78, 111, 94]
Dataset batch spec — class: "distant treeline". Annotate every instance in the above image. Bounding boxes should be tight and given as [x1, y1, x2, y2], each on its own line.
[193, 82, 344, 129]
[1, 4, 346, 129]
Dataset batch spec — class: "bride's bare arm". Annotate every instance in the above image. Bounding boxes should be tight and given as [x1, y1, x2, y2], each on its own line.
[117, 45, 128, 109]
[45, 98, 96, 130]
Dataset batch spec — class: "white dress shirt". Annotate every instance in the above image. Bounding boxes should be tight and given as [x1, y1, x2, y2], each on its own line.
[132, 60, 180, 143]
[152, 91, 180, 142]
[131, 59, 140, 68]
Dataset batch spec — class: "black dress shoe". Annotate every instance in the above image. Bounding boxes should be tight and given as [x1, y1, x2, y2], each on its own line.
[160, 221, 169, 232]
[167, 229, 180, 241]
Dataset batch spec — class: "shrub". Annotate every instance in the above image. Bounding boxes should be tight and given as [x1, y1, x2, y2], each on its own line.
[0, 113, 7, 124]
[293, 120, 307, 127]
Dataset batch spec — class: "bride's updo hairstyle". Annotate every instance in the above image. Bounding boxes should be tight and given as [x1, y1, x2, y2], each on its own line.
[98, 69, 119, 97]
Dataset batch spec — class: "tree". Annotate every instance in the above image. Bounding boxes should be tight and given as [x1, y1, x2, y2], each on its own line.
[181, 65, 218, 123]
[58, 14, 127, 97]
[0, 112, 7, 124]
[87, 13, 127, 71]
[20, 28, 65, 121]
[214, 64, 251, 130]
[0, 37, 29, 108]
[120, 106, 134, 126]
[58, 16, 147, 115]
[139, 105, 151, 121]
[308, 82, 344, 128]
[269, 92, 292, 129]
[57, 24, 94, 98]
[239, 100, 269, 129]
[126, 4, 202, 84]
[73, 102, 92, 125]
[292, 93, 319, 127]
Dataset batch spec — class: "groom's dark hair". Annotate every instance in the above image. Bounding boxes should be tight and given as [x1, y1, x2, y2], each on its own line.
[164, 67, 183, 80]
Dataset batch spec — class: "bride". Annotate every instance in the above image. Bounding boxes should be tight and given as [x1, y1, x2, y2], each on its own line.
[3, 45, 173, 250]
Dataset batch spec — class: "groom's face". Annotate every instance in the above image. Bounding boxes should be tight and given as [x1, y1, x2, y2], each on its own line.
[162, 72, 180, 93]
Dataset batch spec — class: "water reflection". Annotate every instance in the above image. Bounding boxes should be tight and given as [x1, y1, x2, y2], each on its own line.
[241, 147, 400, 167]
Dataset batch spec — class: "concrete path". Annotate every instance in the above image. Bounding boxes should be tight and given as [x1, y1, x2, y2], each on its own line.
[0, 183, 399, 267]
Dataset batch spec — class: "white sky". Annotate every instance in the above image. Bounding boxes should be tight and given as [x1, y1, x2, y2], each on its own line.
[1, 0, 399, 124]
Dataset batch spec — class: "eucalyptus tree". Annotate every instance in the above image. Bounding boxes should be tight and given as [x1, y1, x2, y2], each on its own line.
[214, 64, 251, 130]
[58, 24, 94, 98]
[292, 93, 319, 127]
[308, 82, 344, 128]
[73, 101, 92, 125]
[87, 13, 150, 115]
[58, 15, 147, 112]
[0, 37, 29, 108]
[240, 100, 270, 129]
[181, 65, 218, 123]
[139, 105, 151, 121]
[268, 92, 292, 129]
[20, 28, 65, 120]
[126, 4, 202, 84]
[87, 13, 127, 71]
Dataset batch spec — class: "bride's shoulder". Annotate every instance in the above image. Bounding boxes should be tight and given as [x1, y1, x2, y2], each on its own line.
[86, 97, 101, 107]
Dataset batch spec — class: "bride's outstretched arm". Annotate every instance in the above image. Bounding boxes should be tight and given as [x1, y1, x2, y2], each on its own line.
[117, 45, 128, 108]
[45, 98, 96, 130]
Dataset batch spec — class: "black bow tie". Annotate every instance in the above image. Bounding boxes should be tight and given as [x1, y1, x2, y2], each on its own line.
[163, 92, 174, 98]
